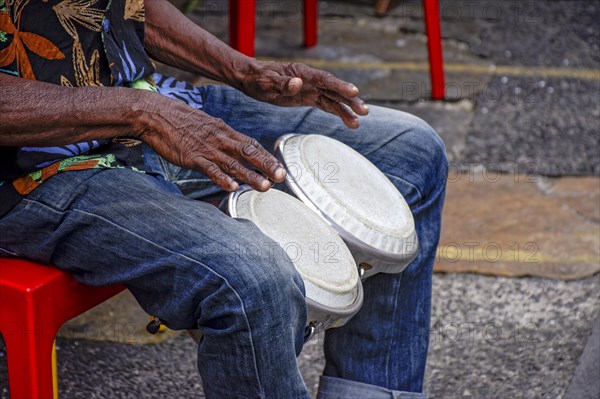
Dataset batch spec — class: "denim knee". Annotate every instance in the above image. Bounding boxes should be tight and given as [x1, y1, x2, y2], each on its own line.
[393, 114, 449, 203]
[415, 119, 449, 189]
[229, 238, 308, 335]
[158, 228, 307, 342]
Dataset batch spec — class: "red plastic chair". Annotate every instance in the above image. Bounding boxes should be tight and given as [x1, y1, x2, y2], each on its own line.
[229, 0, 317, 56]
[0, 258, 125, 398]
[229, 0, 445, 100]
[423, 0, 445, 100]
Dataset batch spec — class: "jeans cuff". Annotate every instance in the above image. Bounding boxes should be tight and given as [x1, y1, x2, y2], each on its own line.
[317, 376, 426, 399]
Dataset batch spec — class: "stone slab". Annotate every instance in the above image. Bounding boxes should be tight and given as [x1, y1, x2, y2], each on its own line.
[564, 313, 600, 399]
[436, 173, 600, 279]
[463, 76, 600, 176]
[375, 99, 473, 162]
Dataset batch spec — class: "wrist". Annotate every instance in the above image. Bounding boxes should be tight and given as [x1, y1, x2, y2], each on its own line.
[226, 55, 261, 91]
[118, 87, 163, 141]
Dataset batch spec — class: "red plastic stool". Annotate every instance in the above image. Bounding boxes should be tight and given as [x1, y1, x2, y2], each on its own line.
[229, 0, 318, 57]
[0, 258, 125, 398]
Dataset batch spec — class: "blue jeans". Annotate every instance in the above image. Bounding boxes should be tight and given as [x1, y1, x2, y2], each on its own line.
[0, 85, 447, 398]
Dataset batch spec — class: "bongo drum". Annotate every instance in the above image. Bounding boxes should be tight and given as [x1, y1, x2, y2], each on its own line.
[274, 134, 418, 280]
[221, 187, 364, 340]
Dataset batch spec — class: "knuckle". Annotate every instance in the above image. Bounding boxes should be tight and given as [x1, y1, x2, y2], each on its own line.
[240, 143, 258, 156]
[212, 118, 227, 129]
[262, 158, 276, 171]
[226, 159, 241, 172]
[287, 62, 301, 73]
[204, 162, 221, 176]
[322, 73, 337, 86]
[204, 125, 219, 138]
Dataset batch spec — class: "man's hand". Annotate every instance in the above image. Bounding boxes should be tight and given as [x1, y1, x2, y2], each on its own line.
[239, 61, 370, 129]
[0, 74, 284, 193]
[144, 2, 368, 128]
[140, 95, 286, 193]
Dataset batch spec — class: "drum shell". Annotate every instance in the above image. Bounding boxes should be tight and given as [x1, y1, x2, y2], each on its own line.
[350, 240, 418, 279]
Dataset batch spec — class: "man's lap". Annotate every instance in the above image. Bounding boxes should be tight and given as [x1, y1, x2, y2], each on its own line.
[0, 167, 305, 329]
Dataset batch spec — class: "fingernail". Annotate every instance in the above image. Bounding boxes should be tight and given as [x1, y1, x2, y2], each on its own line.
[274, 167, 286, 181]
[350, 85, 359, 94]
[260, 179, 272, 191]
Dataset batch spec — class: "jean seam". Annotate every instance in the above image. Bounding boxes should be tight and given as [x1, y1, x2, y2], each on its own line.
[0, 246, 17, 256]
[158, 156, 176, 182]
[293, 106, 317, 132]
[22, 169, 108, 213]
[21, 198, 265, 398]
[174, 178, 212, 186]
[385, 272, 404, 387]
[384, 173, 424, 204]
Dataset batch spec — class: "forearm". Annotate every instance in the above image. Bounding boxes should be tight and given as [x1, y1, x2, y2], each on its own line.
[0, 73, 156, 147]
[144, 0, 254, 89]
[0, 70, 285, 192]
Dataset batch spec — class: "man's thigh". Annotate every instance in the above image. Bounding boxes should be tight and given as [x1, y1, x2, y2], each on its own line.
[0, 167, 303, 330]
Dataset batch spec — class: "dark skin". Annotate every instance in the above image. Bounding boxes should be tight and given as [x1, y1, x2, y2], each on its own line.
[0, 0, 369, 192]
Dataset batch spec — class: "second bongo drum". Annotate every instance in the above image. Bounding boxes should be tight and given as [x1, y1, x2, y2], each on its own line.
[224, 187, 364, 338]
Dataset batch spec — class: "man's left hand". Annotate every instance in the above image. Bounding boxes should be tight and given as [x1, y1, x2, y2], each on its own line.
[239, 60, 370, 129]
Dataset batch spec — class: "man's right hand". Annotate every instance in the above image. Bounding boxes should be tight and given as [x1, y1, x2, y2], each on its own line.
[139, 95, 286, 192]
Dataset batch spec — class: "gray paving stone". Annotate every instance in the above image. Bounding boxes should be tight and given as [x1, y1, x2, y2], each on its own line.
[564, 314, 600, 399]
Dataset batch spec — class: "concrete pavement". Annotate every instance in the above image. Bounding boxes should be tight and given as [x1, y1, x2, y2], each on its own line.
[1, 1, 598, 398]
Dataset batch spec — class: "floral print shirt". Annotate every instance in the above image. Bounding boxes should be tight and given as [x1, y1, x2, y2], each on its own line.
[0, 0, 198, 216]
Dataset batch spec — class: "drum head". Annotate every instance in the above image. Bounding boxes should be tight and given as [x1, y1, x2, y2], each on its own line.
[275, 134, 417, 263]
[229, 188, 360, 311]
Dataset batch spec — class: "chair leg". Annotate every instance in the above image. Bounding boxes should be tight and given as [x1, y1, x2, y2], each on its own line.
[2, 324, 58, 399]
[423, 0, 445, 100]
[304, 0, 318, 48]
[229, 0, 256, 56]
[375, 0, 393, 15]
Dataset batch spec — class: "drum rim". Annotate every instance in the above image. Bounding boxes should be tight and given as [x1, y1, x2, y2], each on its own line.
[274, 134, 419, 263]
[305, 272, 364, 318]
[223, 184, 251, 218]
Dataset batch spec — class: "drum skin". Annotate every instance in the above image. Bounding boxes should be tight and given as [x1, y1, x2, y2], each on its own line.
[275, 134, 419, 279]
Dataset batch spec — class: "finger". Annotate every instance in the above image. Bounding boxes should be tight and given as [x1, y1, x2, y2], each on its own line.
[209, 150, 273, 192]
[316, 95, 360, 129]
[277, 76, 303, 97]
[323, 89, 369, 116]
[289, 63, 360, 98]
[192, 156, 239, 192]
[257, 70, 303, 98]
[222, 139, 287, 183]
[218, 128, 287, 182]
